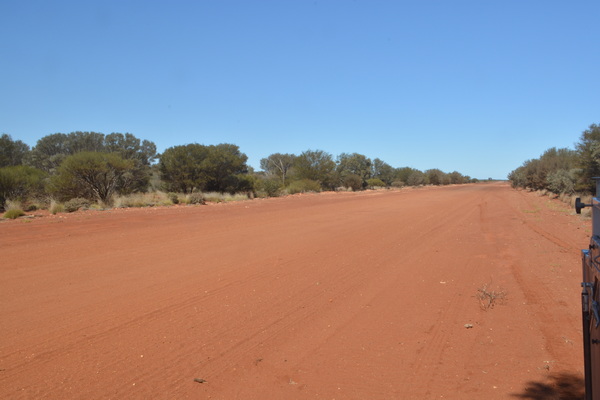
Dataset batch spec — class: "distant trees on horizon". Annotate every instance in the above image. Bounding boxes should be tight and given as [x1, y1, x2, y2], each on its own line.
[0, 131, 476, 211]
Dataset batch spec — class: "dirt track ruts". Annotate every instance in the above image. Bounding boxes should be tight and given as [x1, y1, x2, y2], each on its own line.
[0, 183, 589, 399]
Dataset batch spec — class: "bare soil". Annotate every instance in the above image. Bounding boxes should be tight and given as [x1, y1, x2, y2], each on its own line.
[0, 183, 589, 399]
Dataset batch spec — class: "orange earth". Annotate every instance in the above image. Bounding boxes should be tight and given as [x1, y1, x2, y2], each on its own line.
[0, 183, 589, 399]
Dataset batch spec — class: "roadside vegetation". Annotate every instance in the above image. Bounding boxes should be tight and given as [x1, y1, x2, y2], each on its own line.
[0, 131, 477, 217]
[508, 124, 600, 207]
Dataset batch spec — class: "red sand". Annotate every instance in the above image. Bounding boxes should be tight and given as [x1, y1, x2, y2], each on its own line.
[0, 183, 588, 399]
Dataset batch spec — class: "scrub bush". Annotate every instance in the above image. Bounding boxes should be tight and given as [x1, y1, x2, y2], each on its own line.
[64, 198, 91, 213]
[287, 179, 322, 194]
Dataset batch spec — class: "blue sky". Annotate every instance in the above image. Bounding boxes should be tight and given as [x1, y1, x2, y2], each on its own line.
[1, 1, 598, 179]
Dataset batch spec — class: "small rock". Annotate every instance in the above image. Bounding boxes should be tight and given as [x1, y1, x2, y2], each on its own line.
[464, 324, 473, 329]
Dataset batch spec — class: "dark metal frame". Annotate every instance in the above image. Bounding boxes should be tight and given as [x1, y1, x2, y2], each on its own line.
[577, 178, 600, 400]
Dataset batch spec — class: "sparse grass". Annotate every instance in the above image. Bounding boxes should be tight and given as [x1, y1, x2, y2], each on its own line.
[522, 206, 540, 214]
[3, 208, 25, 219]
[568, 193, 593, 218]
[182, 192, 205, 205]
[49, 200, 64, 215]
[202, 192, 249, 203]
[5, 200, 23, 211]
[113, 191, 173, 208]
[476, 283, 507, 310]
[535, 191, 592, 218]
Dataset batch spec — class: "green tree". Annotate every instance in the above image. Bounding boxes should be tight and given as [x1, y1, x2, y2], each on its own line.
[27, 132, 77, 172]
[0, 165, 46, 209]
[260, 153, 296, 185]
[202, 144, 249, 193]
[371, 158, 394, 185]
[448, 171, 466, 184]
[159, 144, 210, 193]
[104, 133, 157, 192]
[425, 169, 447, 185]
[48, 152, 134, 204]
[395, 167, 421, 185]
[336, 153, 372, 189]
[159, 143, 250, 193]
[575, 124, 600, 192]
[104, 132, 157, 165]
[406, 170, 426, 186]
[28, 132, 156, 192]
[0, 134, 30, 167]
[293, 150, 336, 189]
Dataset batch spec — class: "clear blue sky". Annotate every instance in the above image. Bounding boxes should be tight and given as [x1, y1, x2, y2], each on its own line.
[1, 1, 598, 179]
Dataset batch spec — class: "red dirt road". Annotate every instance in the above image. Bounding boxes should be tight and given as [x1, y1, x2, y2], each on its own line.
[0, 183, 589, 399]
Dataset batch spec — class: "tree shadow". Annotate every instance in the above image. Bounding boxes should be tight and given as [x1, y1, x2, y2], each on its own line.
[511, 372, 584, 400]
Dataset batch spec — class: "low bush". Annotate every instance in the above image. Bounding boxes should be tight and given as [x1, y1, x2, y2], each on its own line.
[367, 178, 386, 188]
[186, 192, 205, 205]
[287, 179, 322, 194]
[343, 174, 363, 191]
[3, 208, 25, 219]
[168, 192, 179, 204]
[254, 177, 282, 198]
[0, 165, 47, 210]
[64, 197, 91, 213]
[23, 198, 50, 212]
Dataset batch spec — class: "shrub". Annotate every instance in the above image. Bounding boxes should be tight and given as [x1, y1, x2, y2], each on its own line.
[0, 165, 47, 210]
[287, 179, 322, 194]
[48, 152, 134, 204]
[168, 192, 179, 204]
[3, 208, 25, 219]
[50, 200, 64, 215]
[64, 197, 91, 213]
[186, 192, 205, 205]
[547, 169, 576, 195]
[366, 178, 386, 188]
[391, 180, 405, 188]
[254, 177, 282, 198]
[342, 174, 363, 191]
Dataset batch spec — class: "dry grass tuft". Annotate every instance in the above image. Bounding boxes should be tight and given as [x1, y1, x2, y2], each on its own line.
[476, 283, 507, 310]
[202, 192, 250, 203]
[113, 192, 173, 208]
[49, 200, 65, 215]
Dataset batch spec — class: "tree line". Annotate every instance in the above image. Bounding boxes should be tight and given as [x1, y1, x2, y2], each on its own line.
[508, 123, 600, 194]
[0, 131, 476, 210]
